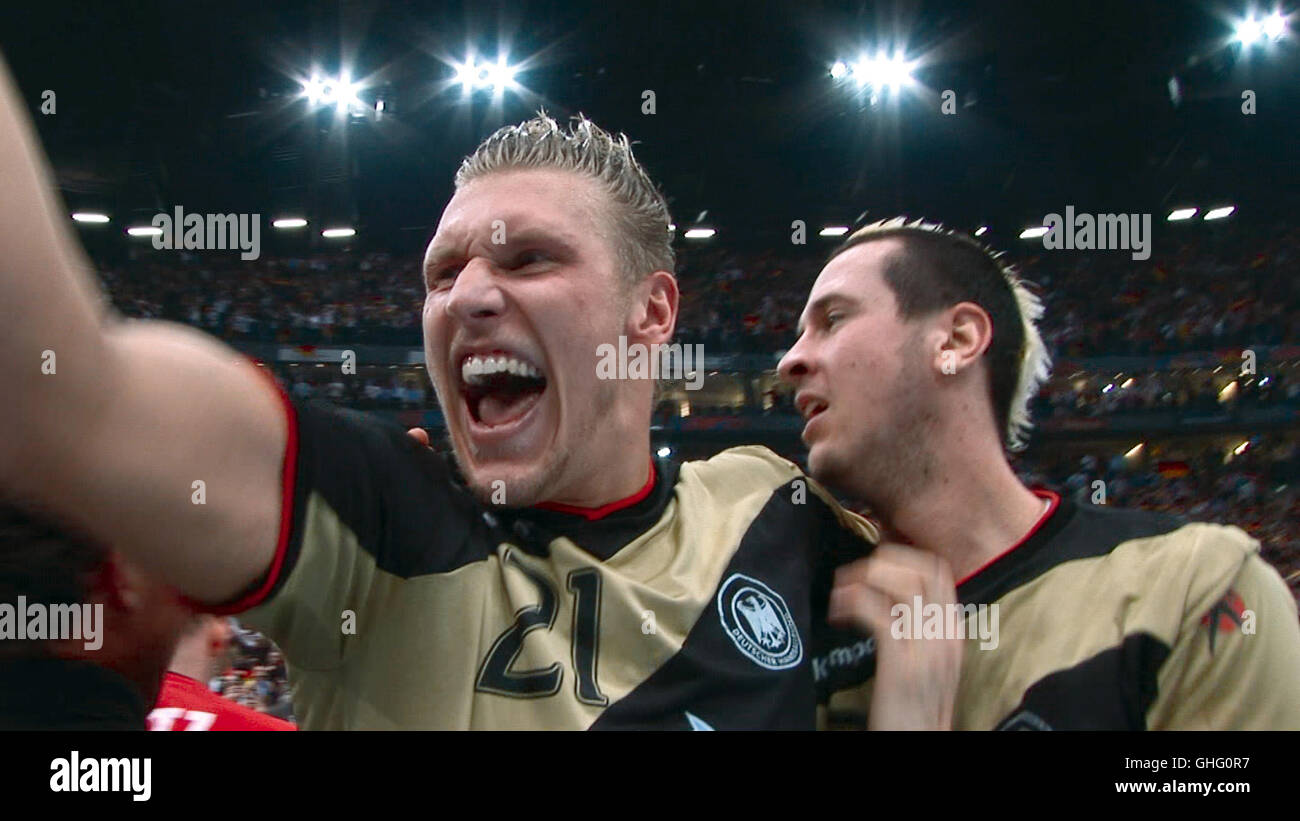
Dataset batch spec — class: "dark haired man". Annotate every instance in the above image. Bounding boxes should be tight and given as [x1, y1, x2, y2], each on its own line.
[782, 218, 1300, 729]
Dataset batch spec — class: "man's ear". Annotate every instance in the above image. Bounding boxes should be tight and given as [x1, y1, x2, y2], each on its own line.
[93, 550, 145, 612]
[935, 301, 993, 375]
[627, 270, 679, 345]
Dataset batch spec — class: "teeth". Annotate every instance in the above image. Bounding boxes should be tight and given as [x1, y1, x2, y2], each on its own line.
[461, 354, 542, 385]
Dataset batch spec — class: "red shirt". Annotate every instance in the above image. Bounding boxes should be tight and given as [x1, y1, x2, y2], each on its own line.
[148, 672, 296, 731]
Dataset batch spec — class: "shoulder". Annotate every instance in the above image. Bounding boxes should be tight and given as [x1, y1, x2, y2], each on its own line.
[1076, 506, 1260, 626]
[677, 446, 877, 543]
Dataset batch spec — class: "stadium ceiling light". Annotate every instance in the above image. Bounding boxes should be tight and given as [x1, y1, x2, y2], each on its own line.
[1204, 206, 1236, 221]
[667, 223, 677, 232]
[71, 212, 110, 223]
[683, 227, 716, 239]
[656, 446, 672, 458]
[974, 225, 988, 237]
[1167, 207, 1198, 221]
[1019, 226, 1049, 239]
[848, 52, 916, 91]
[819, 225, 849, 237]
[302, 72, 363, 112]
[1236, 12, 1288, 44]
[273, 218, 309, 229]
[453, 55, 520, 95]
[126, 226, 162, 237]
[1124, 442, 1144, 459]
[321, 227, 357, 238]
[1263, 11, 1289, 39]
[829, 60, 848, 79]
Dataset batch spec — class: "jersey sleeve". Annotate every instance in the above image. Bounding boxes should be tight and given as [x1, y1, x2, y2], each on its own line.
[227, 399, 485, 671]
[1147, 527, 1300, 730]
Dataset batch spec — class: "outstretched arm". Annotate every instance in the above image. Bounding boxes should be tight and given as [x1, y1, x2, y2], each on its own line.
[0, 52, 287, 604]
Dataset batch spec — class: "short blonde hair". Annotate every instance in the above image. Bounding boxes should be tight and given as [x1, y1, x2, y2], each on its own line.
[456, 113, 675, 287]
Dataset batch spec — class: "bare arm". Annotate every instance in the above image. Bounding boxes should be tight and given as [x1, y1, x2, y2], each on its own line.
[0, 52, 286, 603]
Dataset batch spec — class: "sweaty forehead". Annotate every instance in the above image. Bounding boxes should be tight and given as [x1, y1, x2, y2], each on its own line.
[430, 170, 606, 252]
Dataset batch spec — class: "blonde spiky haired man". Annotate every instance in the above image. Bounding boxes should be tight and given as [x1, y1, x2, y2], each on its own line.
[783, 218, 1300, 730]
[1, 47, 954, 731]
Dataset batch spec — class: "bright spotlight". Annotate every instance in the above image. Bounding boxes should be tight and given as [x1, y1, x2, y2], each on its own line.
[1236, 16, 1266, 44]
[974, 226, 988, 237]
[71, 212, 110, 223]
[126, 226, 162, 237]
[819, 226, 849, 237]
[321, 227, 356, 238]
[1263, 11, 1288, 39]
[303, 72, 362, 112]
[829, 61, 848, 79]
[656, 446, 672, 458]
[1167, 207, 1198, 221]
[1204, 206, 1235, 221]
[273, 218, 308, 229]
[1020, 226, 1050, 239]
[1124, 442, 1145, 459]
[667, 223, 677, 232]
[453, 55, 520, 95]
[849, 53, 916, 91]
[684, 228, 716, 239]
[303, 76, 325, 104]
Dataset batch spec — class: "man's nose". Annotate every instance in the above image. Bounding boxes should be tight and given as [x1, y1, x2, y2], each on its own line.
[778, 336, 811, 383]
[444, 257, 505, 323]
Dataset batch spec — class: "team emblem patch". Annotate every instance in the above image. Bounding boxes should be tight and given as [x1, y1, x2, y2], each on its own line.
[717, 573, 803, 670]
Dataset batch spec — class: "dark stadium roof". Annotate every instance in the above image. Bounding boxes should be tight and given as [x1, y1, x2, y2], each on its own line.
[4, 0, 1297, 254]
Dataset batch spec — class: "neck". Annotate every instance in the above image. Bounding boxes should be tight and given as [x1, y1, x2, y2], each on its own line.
[871, 429, 1045, 582]
[167, 636, 214, 683]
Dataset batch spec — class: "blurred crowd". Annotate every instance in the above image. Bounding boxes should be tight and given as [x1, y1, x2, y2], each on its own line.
[100, 224, 1299, 367]
[209, 622, 294, 721]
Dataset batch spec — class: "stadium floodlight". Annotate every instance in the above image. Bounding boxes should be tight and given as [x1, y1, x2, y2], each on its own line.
[656, 446, 672, 458]
[453, 55, 521, 96]
[272, 218, 308, 229]
[819, 226, 850, 237]
[1236, 11, 1288, 44]
[667, 223, 677, 232]
[974, 226, 988, 237]
[848, 52, 916, 91]
[71, 212, 110, 223]
[1263, 11, 1289, 39]
[1233, 440, 1250, 455]
[683, 228, 716, 239]
[829, 61, 848, 79]
[1204, 205, 1235, 221]
[1124, 442, 1144, 459]
[1236, 16, 1266, 44]
[303, 72, 363, 112]
[321, 227, 356, 238]
[1019, 226, 1049, 239]
[1167, 207, 1198, 221]
[126, 226, 162, 237]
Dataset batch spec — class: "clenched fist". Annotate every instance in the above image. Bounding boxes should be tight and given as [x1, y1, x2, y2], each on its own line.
[828, 543, 964, 730]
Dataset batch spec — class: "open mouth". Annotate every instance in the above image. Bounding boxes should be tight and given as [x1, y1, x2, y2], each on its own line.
[460, 352, 549, 429]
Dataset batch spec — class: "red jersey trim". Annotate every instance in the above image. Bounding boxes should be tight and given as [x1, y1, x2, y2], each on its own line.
[193, 361, 300, 615]
[533, 458, 657, 521]
[955, 489, 1060, 587]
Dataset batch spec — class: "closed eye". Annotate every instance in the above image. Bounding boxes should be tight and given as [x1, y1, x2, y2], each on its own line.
[426, 263, 464, 291]
[509, 249, 551, 268]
